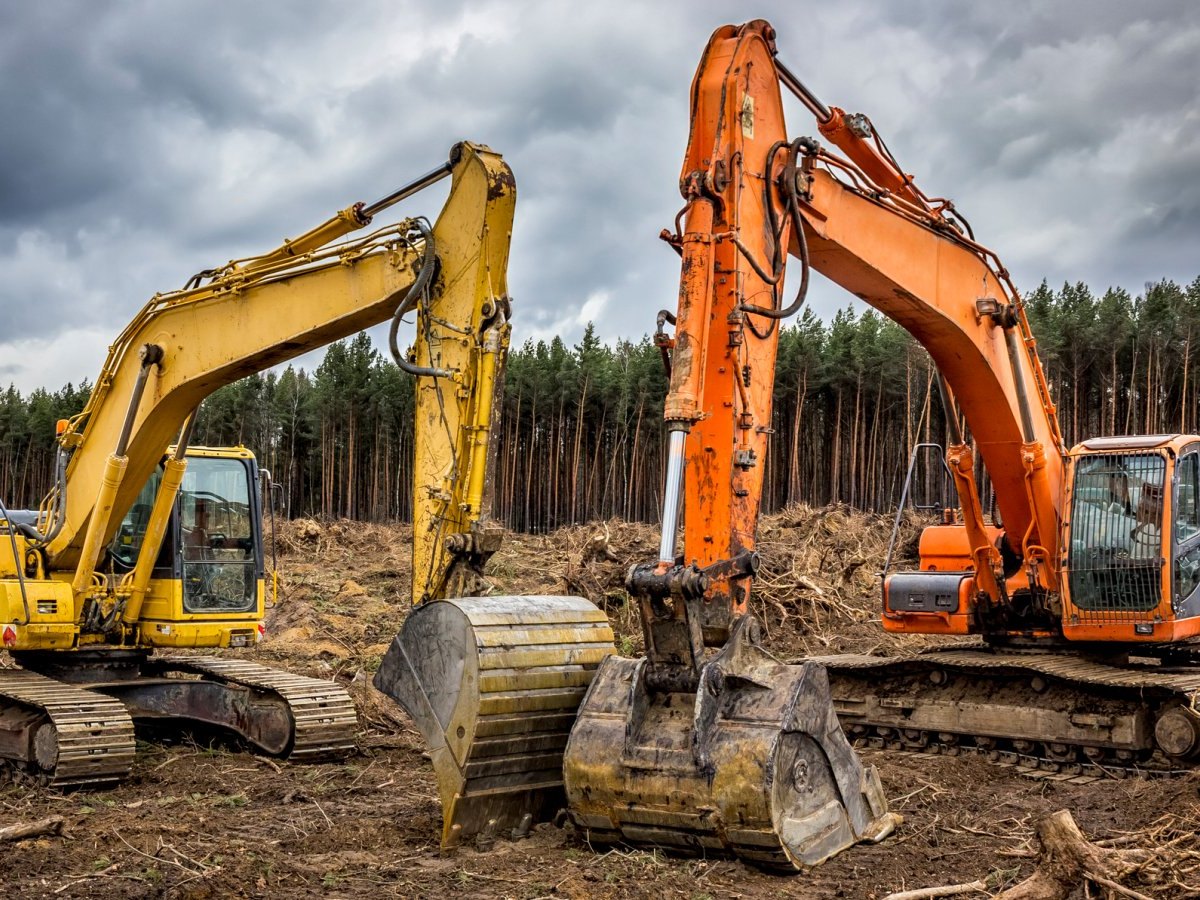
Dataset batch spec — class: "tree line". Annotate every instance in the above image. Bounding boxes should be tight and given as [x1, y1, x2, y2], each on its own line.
[2, 276, 1198, 531]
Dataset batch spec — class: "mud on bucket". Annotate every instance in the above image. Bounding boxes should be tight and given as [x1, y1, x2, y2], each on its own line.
[563, 617, 898, 871]
[373, 595, 614, 848]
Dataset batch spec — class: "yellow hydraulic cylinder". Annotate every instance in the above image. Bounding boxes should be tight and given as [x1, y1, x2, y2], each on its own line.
[463, 327, 502, 517]
[72, 453, 127, 603]
[241, 204, 370, 275]
[122, 456, 188, 626]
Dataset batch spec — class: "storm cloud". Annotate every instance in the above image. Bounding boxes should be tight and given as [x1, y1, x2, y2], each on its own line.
[1, 0, 1196, 391]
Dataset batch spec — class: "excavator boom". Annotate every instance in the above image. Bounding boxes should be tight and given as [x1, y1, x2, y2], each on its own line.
[0, 141, 526, 788]
[561, 21, 895, 872]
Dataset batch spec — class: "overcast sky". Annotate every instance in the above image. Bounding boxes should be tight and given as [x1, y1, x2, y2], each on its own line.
[1, 1, 1197, 394]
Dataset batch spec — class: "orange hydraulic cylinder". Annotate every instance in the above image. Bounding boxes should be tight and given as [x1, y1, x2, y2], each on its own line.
[666, 21, 791, 625]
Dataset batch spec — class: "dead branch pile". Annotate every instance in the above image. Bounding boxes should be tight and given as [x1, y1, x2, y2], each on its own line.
[891, 805, 1200, 900]
[754, 504, 923, 653]
[263, 505, 923, 665]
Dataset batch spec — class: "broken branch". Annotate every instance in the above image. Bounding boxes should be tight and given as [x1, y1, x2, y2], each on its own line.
[0, 815, 65, 843]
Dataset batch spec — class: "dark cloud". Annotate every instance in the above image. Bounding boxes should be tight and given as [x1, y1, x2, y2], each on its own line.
[0, 1, 1197, 389]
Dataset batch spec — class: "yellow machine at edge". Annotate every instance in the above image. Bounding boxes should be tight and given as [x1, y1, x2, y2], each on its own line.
[0, 141, 607, 790]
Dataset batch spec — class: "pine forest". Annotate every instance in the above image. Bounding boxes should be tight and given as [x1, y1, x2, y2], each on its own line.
[2, 277, 1198, 532]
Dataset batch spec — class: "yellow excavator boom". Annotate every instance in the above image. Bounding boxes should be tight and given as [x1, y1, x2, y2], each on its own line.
[0, 141, 528, 789]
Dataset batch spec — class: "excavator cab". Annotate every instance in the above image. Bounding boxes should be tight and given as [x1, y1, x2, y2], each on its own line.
[109, 448, 265, 642]
[1062, 436, 1200, 641]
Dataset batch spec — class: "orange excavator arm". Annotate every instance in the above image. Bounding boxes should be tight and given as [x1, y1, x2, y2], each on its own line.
[643, 17, 1069, 631]
[563, 21, 895, 872]
[640, 20, 797, 654]
[657, 19, 1072, 615]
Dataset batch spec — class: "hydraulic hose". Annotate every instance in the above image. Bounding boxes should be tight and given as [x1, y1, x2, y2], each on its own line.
[15, 445, 68, 548]
[738, 140, 812, 321]
[388, 219, 453, 379]
[0, 498, 31, 625]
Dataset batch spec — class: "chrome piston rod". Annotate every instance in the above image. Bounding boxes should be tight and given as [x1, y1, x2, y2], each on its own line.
[658, 427, 687, 564]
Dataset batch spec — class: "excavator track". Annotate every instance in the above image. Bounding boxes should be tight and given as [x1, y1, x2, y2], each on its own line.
[152, 657, 358, 760]
[810, 646, 1200, 778]
[0, 669, 136, 787]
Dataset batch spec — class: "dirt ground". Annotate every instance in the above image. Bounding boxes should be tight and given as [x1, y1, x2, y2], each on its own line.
[3, 508, 1200, 899]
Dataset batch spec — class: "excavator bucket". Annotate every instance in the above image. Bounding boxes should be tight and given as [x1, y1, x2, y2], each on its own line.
[374, 595, 614, 848]
[563, 618, 897, 871]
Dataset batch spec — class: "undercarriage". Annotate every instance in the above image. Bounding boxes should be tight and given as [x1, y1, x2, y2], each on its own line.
[811, 644, 1200, 778]
[0, 651, 356, 787]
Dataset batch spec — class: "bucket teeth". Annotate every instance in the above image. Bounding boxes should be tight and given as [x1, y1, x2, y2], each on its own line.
[563, 616, 897, 871]
[374, 595, 615, 848]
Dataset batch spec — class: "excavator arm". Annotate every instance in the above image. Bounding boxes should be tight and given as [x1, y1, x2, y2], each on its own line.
[633, 18, 1070, 632]
[790, 100, 1066, 610]
[562, 21, 895, 872]
[32, 142, 513, 616]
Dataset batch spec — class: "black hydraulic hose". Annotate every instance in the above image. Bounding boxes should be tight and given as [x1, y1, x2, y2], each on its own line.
[0, 498, 31, 625]
[184, 267, 221, 291]
[16, 445, 68, 547]
[739, 159, 811, 320]
[732, 141, 791, 291]
[388, 219, 453, 378]
[949, 208, 976, 241]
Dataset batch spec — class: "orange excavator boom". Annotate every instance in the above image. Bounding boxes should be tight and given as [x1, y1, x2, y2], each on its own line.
[562, 21, 896, 872]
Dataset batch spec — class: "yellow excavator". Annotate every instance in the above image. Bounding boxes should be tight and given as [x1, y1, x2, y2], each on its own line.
[0, 141, 533, 787]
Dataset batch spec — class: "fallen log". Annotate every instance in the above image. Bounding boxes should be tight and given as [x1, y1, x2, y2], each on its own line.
[0, 815, 66, 843]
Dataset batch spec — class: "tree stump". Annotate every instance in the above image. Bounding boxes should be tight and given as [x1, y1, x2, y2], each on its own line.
[997, 810, 1153, 900]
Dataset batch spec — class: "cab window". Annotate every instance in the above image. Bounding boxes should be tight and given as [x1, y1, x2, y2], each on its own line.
[179, 457, 257, 613]
[1175, 453, 1200, 603]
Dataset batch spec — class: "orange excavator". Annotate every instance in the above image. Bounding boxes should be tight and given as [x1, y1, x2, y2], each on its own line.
[593, 19, 1200, 788]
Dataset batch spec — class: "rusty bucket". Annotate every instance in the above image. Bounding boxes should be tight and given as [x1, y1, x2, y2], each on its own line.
[374, 595, 615, 848]
[563, 616, 897, 871]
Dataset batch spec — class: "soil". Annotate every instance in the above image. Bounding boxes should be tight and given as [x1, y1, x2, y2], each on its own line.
[3, 508, 1199, 899]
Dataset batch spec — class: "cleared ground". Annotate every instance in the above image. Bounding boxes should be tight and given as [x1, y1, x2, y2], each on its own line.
[3, 509, 1198, 898]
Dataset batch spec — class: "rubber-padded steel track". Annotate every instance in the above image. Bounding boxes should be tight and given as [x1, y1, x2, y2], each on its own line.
[0, 669, 135, 786]
[809, 646, 1200, 777]
[155, 657, 357, 760]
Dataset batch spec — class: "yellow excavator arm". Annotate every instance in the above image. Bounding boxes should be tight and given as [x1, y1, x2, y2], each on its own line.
[15, 142, 513, 631]
[0, 141, 519, 790]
